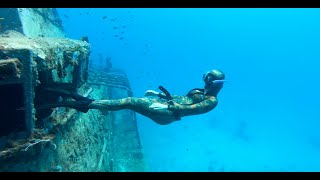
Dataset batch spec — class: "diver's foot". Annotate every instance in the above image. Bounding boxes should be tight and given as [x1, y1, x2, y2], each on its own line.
[70, 99, 94, 113]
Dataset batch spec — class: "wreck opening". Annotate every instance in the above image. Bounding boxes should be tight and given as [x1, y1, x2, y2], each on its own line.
[0, 84, 26, 137]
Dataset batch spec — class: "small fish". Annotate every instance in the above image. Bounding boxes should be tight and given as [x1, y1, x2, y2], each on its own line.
[113, 26, 118, 29]
[102, 16, 108, 20]
[0, 18, 4, 20]
[120, 31, 124, 34]
[113, 34, 119, 37]
[63, 14, 69, 18]
[110, 18, 117, 21]
[122, 25, 126, 28]
[119, 37, 124, 40]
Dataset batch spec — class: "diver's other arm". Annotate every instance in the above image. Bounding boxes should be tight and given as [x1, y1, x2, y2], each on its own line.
[144, 90, 181, 99]
[149, 97, 217, 113]
[168, 97, 218, 116]
[144, 90, 173, 99]
[144, 90, 160, 96]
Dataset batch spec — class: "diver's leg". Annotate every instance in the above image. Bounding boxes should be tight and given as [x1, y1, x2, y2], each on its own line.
[89, 97, 176, 125]
[90, 97, 150, 111]
[89, 97, 133, 110]
[89, 97, 173, 116]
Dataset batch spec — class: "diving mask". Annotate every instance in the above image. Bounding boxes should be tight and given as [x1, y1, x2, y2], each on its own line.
[203, 72, 226, 85]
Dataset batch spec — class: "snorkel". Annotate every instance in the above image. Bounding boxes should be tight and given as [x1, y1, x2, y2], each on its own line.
[212, 79, 226, 85]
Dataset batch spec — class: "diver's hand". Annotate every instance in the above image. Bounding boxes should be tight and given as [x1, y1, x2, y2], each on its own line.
[149, 103, 168, 110]
[144, 90, 160, 96]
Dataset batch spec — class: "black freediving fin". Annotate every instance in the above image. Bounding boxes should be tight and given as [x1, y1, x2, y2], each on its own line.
[43, 87, 95, 102]
[34, 99, 94, 113]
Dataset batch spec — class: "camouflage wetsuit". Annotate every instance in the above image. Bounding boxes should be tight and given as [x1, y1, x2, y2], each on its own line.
[88, 88, 218, 125]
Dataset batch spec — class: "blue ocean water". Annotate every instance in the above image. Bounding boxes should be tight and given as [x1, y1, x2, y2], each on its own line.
[57, 8, 320, 172]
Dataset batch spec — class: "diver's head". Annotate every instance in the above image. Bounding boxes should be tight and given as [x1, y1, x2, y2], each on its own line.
[203, 69, 225, 96]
